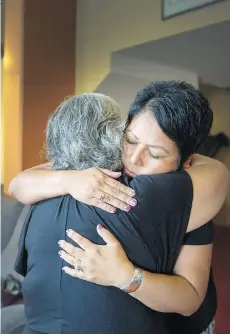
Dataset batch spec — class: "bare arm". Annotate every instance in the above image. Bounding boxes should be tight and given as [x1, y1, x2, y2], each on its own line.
[60, 228, 212, 316]
[129, 156, 228, 314]
[128, 157, 222, 314]
[9, 155, 229, 220]
[8, 163, 68, 204]
[131, 244, 212, 316]
[56, 155, 228, 316]
[186, 154, 229, 231]
[8, 165, 135, 212]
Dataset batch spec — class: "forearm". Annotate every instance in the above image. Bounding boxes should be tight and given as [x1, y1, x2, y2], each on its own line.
[9, 168, 69, 204]
[130, 271, 201, 316]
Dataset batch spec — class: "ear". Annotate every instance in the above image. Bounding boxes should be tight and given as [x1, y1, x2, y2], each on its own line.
[183, 156, 192, 169]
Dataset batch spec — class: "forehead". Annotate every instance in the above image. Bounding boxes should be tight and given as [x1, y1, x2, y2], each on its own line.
[128, 112, 158, 134]
[127, 111, 179, 155]
[127, 111, 173, 146]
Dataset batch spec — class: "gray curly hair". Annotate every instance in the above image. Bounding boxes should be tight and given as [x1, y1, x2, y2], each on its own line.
[45, 93, 125, 171]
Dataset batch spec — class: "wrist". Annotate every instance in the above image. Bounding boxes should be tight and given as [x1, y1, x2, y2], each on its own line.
[121, 267, 143, 294]
[115, 261, 134, 289]
[58, 170, 74, 195]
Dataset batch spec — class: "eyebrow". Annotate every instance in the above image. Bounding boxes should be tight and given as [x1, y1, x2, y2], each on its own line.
[127, 130, 170, 154]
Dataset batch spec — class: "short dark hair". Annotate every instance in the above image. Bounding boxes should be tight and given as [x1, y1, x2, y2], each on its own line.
[127, 81, 213, 166]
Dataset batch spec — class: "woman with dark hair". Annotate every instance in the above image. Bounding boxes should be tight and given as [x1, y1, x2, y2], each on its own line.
[10, 82, 228, 334]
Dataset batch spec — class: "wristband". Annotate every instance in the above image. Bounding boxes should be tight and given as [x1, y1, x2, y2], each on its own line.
[120, 267, 143, 293]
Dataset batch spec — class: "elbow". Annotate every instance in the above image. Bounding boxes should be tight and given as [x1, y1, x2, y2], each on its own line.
[8, 177, 33, 205]
[157, 298, 202, 316]
[8, 178, 17, 198]
[179, 295, 204, 317]
[180, 305, 200, 317]
[160, 303, 200, 317]
[19, 198, 35, 205]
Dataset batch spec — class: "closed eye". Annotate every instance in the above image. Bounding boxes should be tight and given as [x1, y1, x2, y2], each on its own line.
[150, 153, 161, 159]
[125, 137, 137, 145]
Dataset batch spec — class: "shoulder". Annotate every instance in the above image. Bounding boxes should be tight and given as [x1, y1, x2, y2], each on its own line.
[30, 196, 73, 218]
[131, 170, 193, 203]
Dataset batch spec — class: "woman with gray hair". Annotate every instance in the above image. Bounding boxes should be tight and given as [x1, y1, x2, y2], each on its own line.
[11, 83, 228, 334]
[46, 93, 124, 172]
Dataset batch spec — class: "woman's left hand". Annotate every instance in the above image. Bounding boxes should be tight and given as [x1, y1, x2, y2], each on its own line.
[58, 225, 134, 289]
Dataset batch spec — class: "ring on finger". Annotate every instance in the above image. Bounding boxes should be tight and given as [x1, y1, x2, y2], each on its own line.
[100, 192, 106, 202]
[74, 259, 84, 272]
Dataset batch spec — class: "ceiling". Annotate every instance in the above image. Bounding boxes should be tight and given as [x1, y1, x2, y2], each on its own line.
[118, 20, 230, 88]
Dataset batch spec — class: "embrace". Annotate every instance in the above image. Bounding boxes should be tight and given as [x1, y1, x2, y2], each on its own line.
[10, 81, 229, 334]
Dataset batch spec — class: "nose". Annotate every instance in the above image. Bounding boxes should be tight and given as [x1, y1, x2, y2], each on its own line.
[130, 144, 145, 167]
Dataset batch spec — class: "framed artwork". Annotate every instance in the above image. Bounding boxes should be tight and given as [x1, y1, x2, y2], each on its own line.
[162, 0, 227, 20]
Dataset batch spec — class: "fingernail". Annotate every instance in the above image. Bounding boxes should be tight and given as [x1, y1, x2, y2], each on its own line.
[109, 208, 116, 213]
[62, 267, 67, 272]
[130, 199, 137, 207]
[98, 224, 104, 230]
[66, 229, 72, 236]
[130, 190, 135, 196]
[124, 205, 131, 212]
[58, 250, 63, 257]
[58, 240, 64, 246]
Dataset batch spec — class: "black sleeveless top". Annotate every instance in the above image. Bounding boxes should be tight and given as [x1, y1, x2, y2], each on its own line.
[15, 171, 193, 334]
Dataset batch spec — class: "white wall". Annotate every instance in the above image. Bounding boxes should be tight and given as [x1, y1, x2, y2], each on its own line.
[201, 85, 230, 137]
[95, 72, 151, 119]
[111, 54, 198, 86]
[95, 54, 198, 118]
[76, 0, 230, 93]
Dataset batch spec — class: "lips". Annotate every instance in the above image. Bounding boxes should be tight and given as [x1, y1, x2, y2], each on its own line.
[125, 168, 137, 178]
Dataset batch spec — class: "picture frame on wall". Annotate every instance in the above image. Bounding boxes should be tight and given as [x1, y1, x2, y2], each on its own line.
[162, 0, 226, 20]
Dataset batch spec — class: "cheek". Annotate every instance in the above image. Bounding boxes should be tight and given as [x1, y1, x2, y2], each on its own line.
[122, 144, 129, 164]
[142, 158, 178, 175]
[123, 142, 133, 159]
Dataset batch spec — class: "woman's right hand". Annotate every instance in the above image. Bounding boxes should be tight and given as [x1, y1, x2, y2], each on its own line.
[65, 168, 137, 213]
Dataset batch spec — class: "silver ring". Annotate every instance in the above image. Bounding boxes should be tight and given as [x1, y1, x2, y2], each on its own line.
[100, 192, 106, 202]
[74, 259, 83, 272]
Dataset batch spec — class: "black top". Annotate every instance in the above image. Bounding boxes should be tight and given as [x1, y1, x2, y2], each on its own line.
[183, 220, 213, 245]
[167, 221, 217, 334]
[15, 171, 193, 334]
